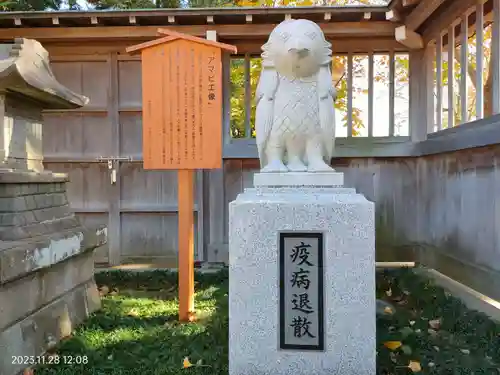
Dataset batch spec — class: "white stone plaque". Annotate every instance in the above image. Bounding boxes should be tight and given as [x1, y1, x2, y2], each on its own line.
[279, 232, 324, 351]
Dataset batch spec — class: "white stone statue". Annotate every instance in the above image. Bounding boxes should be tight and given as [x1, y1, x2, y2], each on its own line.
[255, 19, 337, 173]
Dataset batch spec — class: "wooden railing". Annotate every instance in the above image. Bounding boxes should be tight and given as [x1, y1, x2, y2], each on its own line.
[428, 0, 500, 133]
[227, 52, 410, 143]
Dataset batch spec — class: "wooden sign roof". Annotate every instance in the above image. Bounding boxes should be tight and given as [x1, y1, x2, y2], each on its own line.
[127, 31, 236, 170]
[126, 28, 237, 55]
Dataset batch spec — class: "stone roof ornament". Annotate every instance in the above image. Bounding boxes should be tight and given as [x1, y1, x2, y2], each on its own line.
[0, 38, 89, 109]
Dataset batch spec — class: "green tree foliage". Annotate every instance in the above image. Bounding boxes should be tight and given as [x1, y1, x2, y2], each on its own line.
[0, 0, 80, 10]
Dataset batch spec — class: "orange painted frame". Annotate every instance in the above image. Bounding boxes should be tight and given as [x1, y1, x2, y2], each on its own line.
[127, 30, 237, 171]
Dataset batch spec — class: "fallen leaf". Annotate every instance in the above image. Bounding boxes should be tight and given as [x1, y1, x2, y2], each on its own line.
[386, 288, 393, 297]
[183, 357, 193, 368]
[397, 299, 408, 306]
[429, 319, 441, 330]
[415, 329, 421, 334]
[428, 362, 435, 368]
[408, 360, 422, 372]
[409, 320, 416, 326]
[433, 346, 440, 352]
[99, 285, 110, 296]
[384, 341, 402, 350]
[187, 311, 197, 322]
[427, 328, 438, 337]
[107, 354, 113, 360]
[460, 349, 470, 355]
[384, 306, 394, 315]
[127, 309, 139, 317]
[403, 290, 411, 295]
[196, 359, 203, 365]
[23, 369, 34, 375]
[401, 345, 413, 355]
[390, 352, 397, 363]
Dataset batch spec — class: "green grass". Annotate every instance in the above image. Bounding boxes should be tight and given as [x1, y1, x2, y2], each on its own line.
[32, 268, 500, 375]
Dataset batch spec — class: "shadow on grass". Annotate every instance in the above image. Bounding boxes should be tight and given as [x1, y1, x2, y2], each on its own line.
[35, 270, 229, 375]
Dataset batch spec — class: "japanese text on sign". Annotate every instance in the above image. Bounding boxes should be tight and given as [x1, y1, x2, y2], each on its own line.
[279, 233, 324, 351]
[207, 53, 216, 102]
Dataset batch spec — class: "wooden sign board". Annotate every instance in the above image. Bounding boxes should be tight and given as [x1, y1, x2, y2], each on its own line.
[127, 31, 237, 170]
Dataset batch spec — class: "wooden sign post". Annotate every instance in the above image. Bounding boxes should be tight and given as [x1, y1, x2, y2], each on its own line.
[127, 30, 236, 322]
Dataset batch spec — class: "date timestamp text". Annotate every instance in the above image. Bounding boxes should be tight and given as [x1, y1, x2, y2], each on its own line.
[12, 355, 89, 366]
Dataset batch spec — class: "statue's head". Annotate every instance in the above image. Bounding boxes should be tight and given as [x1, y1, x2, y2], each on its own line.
[261, 19, 332, 79]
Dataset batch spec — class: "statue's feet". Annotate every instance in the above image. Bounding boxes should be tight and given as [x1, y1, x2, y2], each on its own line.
[307, 159, 334, 172]
[261, 160, 289, 173]
[286, 158, 308, 172]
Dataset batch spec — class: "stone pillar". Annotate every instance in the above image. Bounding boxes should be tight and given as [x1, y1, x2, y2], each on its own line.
[229, 171, 375, 375]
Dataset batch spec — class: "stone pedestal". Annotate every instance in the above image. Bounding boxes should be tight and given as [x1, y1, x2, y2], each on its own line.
[229, 172, 375, 375]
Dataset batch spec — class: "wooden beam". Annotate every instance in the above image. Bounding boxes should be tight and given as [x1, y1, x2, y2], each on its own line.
[0, 22, 400, 41]
[409, 47, 434, 140]
[178, 169, 195, 322]
[405, 0, 446, 31]
[476, 1, 484, 119]
[389, 50, 395, 135]
[447, 24, 455, 127]
[422, 0, 486, 44]
[460, 16, 469, 122]
[402, 0, 421, 6]
[395, 25, 424, 48]
[347, 52, 353, 136]
[436, 34, 443, 130]
[223, 39, 409, 54]
[0, 6, 390, 22]
[368, 52, 374, 137]
[492, 0, 500, 114]
[43, 37, 409, 56]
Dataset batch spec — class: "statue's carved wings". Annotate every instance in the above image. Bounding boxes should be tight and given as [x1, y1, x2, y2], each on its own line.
[255, 67, 279, 168]
[317, 64, 336, 163]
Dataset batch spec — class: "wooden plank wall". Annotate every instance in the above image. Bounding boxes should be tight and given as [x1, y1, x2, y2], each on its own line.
[44, 52, 203, 266]
[221, 149, 500, 298]
[223, 150, 500, 275]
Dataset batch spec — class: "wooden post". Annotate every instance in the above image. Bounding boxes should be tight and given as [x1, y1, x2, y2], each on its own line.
[178, 169, 195, 321]
[126, 29, 236, 323]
